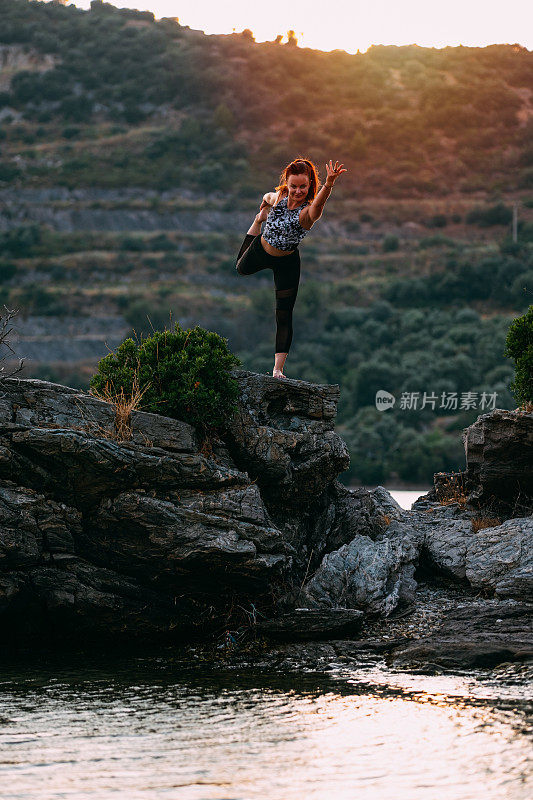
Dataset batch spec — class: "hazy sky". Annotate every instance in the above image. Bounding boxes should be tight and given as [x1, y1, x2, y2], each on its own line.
[73, 0, 533, 52]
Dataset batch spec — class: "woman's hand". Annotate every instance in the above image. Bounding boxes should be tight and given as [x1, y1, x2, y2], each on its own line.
[256, 200, 271, 224]
[325, 159, 347, 186]
[302, 161, 347, 226]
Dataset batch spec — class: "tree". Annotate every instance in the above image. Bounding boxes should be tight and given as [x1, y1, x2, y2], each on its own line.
[504, 305, 533, 408]
[286, 30, 298, 47]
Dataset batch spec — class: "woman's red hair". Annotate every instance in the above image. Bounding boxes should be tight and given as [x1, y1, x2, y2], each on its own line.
[275, 158, 320, 203]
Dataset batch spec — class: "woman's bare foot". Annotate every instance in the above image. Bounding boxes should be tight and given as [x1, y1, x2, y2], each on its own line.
[273, 352, 288, 379]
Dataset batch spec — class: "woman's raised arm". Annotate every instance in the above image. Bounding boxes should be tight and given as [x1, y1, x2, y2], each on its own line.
[302, 160, 347, 226]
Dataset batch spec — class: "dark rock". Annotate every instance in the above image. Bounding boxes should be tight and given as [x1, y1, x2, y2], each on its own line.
[392, 601, 533, 669]
[221, 370, 350, 503]
[0, 374, 347, 646]
[85, 486, 292, 593]
[1, 376, 199, 451]
[408, 497, 532, 599]
[0, 427, 247, 506]
[0, 481, 79, 570]
[265, 480, 392, 582]
[462, 408, 533, 516]
[1, 374, 530, 666]
[257, 608, 364, 641]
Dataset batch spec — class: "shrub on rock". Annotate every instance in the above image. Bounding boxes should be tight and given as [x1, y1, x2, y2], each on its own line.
[90, 323, 242, 431]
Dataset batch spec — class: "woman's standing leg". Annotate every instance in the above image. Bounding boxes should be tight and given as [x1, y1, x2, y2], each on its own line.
[272, 251, 300, 378]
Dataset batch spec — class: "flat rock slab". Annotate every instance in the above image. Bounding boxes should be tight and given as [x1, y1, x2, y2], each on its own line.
[391, 601, 533, 669]
[257, 608, 364, 641]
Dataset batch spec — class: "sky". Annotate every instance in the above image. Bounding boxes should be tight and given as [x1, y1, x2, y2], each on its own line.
[71, 0, 533, 52]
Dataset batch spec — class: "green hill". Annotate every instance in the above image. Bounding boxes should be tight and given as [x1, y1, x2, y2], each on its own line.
[0, 0, 532, 486]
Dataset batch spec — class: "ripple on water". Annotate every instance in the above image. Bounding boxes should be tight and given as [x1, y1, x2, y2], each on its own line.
[0, 653, 530, 800]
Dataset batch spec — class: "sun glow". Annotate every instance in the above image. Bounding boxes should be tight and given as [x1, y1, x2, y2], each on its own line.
[72, 0, 533, 52]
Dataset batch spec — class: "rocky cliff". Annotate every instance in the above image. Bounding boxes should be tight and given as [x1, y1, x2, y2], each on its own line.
[0, 372, 531, 669]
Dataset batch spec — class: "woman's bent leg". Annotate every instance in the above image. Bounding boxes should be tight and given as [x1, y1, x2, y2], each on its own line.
[236, 234, 256, 272]
[236, 234, 271, 276]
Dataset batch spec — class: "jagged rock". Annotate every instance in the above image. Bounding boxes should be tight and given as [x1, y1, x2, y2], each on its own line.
[462, 408, 533, 516]
[465, 517, 533, 600]
[267, 481, 394, 581]
[0, 426, 246, 505]
[257, 608, 364, 641]
[409, 497, 532, 599]
[221, 370, 350, 503]
[0, 373, 346, 645]
[0, 378, 240, 506]
[1, 556, 206, 647]
[368, 486, 405, 523]
[0, 482, 194, 644]
[422, 518, 474, 581]
[84, 486, 292, 592]
[408, 499, 476, 582]
[392, 601, 533, 669]
[0, 481, 80, 569]
[300, 518, 422, 616]
[0, 377, 199, 452]
[1, 374, 530, 662]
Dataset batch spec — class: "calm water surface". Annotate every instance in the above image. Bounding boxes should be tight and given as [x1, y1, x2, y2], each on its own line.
[0, 652, 531, 800]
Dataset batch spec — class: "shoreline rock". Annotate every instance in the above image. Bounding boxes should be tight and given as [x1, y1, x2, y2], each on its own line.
[0, 375, 531, 672]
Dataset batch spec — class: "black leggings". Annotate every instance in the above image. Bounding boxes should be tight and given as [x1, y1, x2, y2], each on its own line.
[236, 234, 300, 353]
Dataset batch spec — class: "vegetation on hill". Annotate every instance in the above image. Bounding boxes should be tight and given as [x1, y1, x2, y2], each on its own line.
[0, 0, 532, 195]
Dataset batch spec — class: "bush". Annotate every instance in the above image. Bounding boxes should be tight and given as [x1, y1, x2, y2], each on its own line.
[0, 225, 42, 257]
[466, 203, 512, 227]
[418, 235, 455, 249]
[382, 234, 399, 252]
[90, 323, 242, 432]
[425, 214, 448, 228]
[120, 235, 146, 252]
[14, 285, 67, 316]
[0, 262, 17, 282]
[504, 305, 533, 407]
[0, 162, 21, 182]
[62, 126, 81, 139]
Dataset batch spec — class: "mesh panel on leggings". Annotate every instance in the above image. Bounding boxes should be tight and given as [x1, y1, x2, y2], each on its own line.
[275, 286, 298, 352]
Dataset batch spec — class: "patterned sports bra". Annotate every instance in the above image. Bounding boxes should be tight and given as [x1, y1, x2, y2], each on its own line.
[262, 195, 310, 251]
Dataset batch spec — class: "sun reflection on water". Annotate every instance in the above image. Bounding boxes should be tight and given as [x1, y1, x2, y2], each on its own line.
[0, 656, 530, 800]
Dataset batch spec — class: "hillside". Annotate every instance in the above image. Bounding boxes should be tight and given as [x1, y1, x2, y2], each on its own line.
[0, 0, 532, 195]
[0, 0, 532, 485]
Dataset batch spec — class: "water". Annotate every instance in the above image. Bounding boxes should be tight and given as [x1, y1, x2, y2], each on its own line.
[388, 489, 428, 510]
[358, 488, 429, 510]
[0, 652, 530, 799]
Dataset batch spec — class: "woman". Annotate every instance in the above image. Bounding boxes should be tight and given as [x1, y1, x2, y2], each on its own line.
[236, 157, 347, 379]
